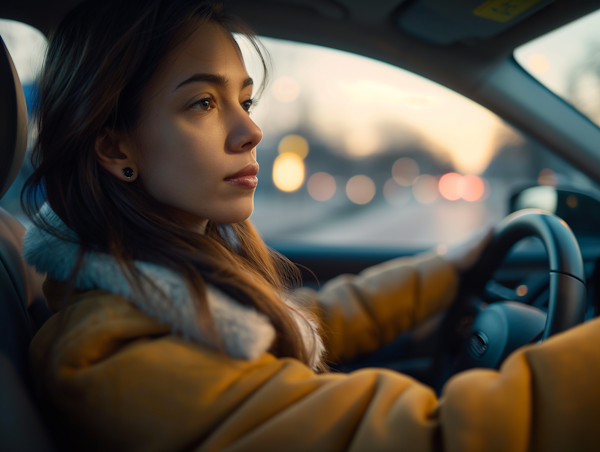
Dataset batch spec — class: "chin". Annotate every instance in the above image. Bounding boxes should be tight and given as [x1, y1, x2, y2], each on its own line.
[209, 200, 254, 224]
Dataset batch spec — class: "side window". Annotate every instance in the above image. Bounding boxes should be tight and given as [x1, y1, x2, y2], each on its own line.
[0, 19, 47, 223]
[514, 8, 600, 129]
[241, 37, 600, 248]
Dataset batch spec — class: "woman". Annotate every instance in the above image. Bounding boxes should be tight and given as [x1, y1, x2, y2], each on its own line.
[23, 0, 600, 451]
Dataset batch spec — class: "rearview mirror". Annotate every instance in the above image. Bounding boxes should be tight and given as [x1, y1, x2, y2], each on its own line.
[510, 186, 600, 236]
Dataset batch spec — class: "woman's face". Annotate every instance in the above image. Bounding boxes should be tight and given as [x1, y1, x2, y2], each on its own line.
[123, 23, 263, 230]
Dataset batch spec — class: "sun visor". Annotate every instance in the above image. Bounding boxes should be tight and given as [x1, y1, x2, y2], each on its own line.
[398, 0, 556, 45]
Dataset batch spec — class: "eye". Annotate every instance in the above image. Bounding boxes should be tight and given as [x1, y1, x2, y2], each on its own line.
[192, 97, 215, 111]
[241, 98, 254, 113]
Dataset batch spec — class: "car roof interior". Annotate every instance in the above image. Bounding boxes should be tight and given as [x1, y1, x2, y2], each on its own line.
[4, 0, 598, 88]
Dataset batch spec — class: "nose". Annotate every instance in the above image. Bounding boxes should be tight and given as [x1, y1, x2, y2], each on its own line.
[226, 108, 263, 153]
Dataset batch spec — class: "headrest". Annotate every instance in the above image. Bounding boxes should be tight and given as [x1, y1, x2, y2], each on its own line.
[0, 36, 28, 201]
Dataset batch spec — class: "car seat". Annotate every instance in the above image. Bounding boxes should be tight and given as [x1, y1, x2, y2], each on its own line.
[0, 35, 55, 451]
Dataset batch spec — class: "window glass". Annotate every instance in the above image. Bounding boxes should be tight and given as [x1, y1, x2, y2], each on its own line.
[241, 37, 598, 248]
[0, 19, 47, 223]
[514, 8, 600, 128]
[1, 25, 596, 248]
[0, 19, 46, 85]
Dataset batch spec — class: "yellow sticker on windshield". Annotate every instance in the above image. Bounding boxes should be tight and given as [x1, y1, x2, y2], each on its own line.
[473, 0, 543, 23]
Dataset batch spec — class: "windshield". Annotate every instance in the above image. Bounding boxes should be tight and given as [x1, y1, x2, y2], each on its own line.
[514, 8, 600, 128]
[240, 37, 598, 248]
[1, 21, 598, 250]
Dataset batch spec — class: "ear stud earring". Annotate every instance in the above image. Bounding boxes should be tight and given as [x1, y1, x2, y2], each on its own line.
[122, 167, 134, 178]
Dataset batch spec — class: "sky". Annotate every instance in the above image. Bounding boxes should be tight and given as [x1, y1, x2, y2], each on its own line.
[241, 35, 523, 175]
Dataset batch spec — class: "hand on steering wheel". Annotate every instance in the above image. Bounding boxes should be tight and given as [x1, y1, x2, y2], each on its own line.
[431, 209, 586, 394]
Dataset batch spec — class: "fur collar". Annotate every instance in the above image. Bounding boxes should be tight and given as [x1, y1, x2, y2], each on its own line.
[23, 204, 324, 369]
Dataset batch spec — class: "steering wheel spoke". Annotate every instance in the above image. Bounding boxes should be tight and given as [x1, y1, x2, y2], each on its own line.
[458, 301, 547, 371]
[431, 209, 586, 394]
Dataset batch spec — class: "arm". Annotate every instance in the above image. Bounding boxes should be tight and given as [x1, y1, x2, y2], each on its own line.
[31, 292, 600, 452]
[292, 251, 459, 363]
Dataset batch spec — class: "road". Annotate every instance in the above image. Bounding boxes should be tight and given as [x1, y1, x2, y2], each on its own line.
[252, 181, 510, 248]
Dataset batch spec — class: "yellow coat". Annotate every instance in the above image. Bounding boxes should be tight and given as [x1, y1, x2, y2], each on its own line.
[29, 247, 600, 452]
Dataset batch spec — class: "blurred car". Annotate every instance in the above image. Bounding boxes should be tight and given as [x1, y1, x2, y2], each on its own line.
[2, 0, 600, 450]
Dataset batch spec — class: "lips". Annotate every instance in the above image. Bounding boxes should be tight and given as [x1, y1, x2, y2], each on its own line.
[225, 163, 259, 180]
[224, 163, 259, 189]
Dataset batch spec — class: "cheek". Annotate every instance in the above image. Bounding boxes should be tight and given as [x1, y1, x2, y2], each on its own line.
[133, 109, 256, 224]
[137, 116, 224, 208]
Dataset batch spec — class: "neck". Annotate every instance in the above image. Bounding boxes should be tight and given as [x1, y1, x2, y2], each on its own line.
[168, 206, 209, 235]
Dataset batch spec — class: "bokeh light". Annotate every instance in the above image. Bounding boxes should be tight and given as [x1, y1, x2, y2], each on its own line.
[538, 168, 558, 186]
[567, 195, 578, 208]
[439, 172, 462, 200]
[383, 178, 411, 206]
[346, 175, 376, 204]
[345, 129, 381, 158]
[392, 157, 420, 186]
[272, 76, 301, 102]
[412, 175, 438, 204]
[308, 172, 336, 201]
[437, 244, 448, 255]
[458, 175, 485, 202]
[273, 153, 305, 192]
[516, 285, 529, 297]
[528, 53, 550, 74]
[278, 134, 309, 159]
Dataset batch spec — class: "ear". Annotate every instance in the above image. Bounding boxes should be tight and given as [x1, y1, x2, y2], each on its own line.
[95, 130, 139, 182]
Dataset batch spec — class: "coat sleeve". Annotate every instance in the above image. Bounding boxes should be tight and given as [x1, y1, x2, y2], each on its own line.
[30, 293, 600, 452]
[290, 251, 459, 363]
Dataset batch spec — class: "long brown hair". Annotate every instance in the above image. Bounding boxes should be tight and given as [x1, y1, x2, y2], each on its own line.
[23, 0, 324, 369]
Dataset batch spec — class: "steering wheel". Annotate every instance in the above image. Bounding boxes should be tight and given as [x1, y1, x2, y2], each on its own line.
[431, 209, 586, 394]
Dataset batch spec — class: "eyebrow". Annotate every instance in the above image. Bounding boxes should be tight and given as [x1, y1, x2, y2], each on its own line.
[174, 73, 254, 91]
